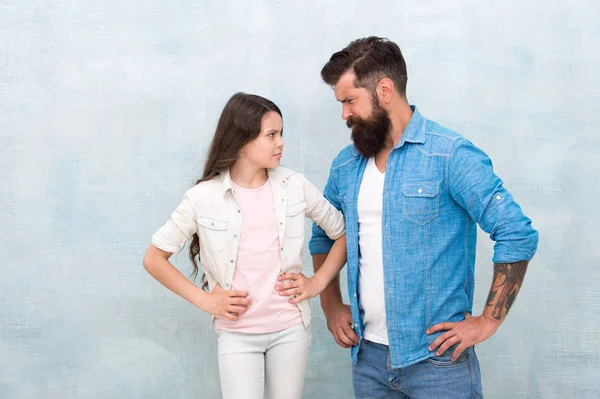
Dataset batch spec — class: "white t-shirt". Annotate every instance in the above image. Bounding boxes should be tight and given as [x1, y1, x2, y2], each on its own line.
[357, 157, 389, 345]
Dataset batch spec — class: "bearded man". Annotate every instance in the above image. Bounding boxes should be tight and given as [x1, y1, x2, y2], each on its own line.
[308, 37, 539, 398]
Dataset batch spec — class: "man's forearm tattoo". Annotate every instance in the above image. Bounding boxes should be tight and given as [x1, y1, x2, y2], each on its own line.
[486, 260, 528, 320]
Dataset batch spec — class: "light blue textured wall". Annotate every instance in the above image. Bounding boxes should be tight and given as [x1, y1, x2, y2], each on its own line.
[1, 1, 599, 398]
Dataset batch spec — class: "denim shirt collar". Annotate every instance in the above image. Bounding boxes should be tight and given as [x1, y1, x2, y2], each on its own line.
[396, 105, 426, 147]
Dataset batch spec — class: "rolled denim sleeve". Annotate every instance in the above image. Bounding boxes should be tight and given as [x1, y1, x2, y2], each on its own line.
[309, 166, 344, 255]
[151, 191, 198, 254]
[448, 139, 539, 263]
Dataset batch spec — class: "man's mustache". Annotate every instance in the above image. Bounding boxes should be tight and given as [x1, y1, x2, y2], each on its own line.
[346, 117, 361, 128]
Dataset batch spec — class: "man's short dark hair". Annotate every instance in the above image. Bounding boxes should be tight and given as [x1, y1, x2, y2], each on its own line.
[321, 37, 408, 96]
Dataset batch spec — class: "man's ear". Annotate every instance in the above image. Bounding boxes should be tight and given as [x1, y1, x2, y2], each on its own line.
[377, 78, 395, 105]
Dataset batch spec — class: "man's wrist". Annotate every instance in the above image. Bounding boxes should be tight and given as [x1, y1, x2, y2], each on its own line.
[321, 299, 343, 315]
[480, 312, 502, 331]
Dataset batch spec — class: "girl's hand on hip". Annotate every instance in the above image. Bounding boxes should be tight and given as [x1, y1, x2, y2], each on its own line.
[276, 272, 323, 304]
[201, 284, 252, 321]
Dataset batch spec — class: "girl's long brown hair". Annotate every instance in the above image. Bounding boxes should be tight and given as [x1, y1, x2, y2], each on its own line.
[189, 92, 282, 289]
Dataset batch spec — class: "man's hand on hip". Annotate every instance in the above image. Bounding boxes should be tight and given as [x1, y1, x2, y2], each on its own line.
[426, 313, 500, 361]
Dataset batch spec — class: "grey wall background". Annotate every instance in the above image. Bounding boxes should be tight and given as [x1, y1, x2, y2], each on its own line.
[1, 1, 599, 398]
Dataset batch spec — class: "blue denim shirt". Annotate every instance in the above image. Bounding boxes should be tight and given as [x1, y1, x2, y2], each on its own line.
[309, 106, 538, 368]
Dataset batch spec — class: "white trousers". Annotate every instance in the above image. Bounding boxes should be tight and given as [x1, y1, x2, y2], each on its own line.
[217, 323, 312, 399]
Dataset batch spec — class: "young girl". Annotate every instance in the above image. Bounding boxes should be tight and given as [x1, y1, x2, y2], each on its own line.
[143, 92, 348, 399]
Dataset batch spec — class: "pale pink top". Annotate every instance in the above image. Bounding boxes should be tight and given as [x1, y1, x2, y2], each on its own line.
[215, 179, 303, 333]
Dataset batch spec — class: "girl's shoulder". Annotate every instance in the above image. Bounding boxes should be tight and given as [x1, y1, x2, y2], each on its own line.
[268, 166, 306, 186]
[184, 175, 223, 202]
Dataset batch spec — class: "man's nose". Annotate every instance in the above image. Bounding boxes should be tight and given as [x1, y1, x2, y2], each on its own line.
[342, 105, 352, 120]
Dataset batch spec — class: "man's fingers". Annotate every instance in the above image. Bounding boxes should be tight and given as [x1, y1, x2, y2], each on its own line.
[323, 303, 355, 349]
[428, 330, 456, 351]
[336, 321, 360, 347]
[341, 323, 359, 345]
[426, 321, 456, 335]
[335, 327, 356, 347]
[333, 334, 351, 349]
[435, 336, 460, 356]
[452, 344, 468, 361]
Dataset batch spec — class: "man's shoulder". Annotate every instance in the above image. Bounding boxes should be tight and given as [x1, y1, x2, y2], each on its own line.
[421, 119, 467, 157]
[331, 144, 361, 171]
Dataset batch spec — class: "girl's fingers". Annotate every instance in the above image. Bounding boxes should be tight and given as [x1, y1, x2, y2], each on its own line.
[289, 293, 307, 304]
[227, 290, 249, 298]
[278, 287, 299, 297]
[229, 297, 252, 306]
[228, 304, 249, 315]
[280, 273, 295, 280]
[275, 280, 302, 291]
[278, 272, 305, 281]
[222, 311, 238, 321]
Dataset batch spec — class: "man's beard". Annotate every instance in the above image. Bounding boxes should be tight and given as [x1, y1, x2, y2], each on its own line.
[347, 101, 391, 158]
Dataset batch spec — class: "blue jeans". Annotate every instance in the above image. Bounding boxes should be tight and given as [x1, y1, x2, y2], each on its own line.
[352, 340, 483, 398]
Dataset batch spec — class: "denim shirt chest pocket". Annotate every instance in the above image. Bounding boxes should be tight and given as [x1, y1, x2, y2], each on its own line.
[400, 181, 441, 225]
[197, 216, 228, 253]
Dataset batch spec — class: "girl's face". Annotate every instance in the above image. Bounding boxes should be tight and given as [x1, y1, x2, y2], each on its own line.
[239, 111, 284, 169]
